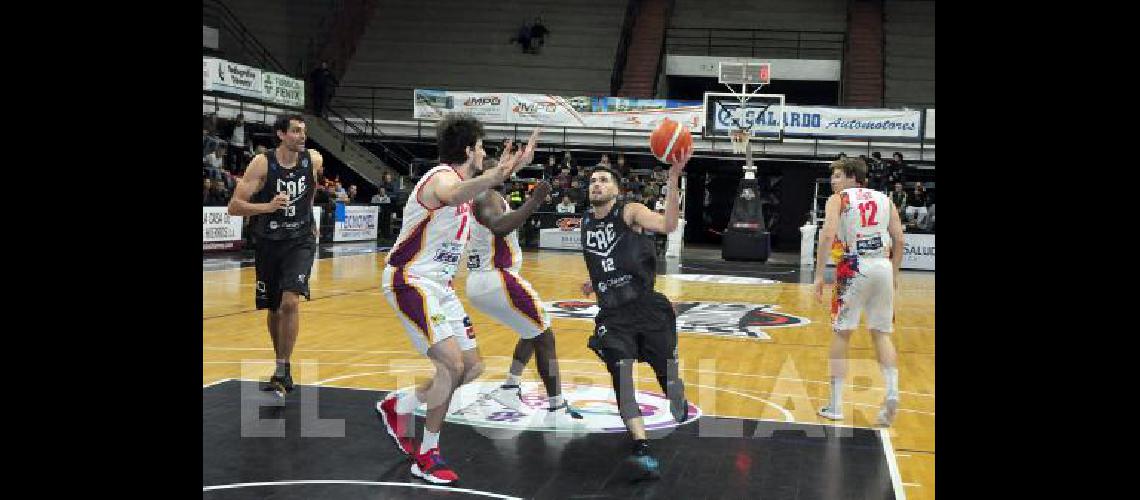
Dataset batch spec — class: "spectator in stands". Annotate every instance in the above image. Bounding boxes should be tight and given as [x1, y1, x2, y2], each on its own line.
[556, 166, 573, 190]
[379, 171, 398, 194]
[372, 187, 391, 205]
[867, 152, 885, 191]
[510, 20, 533, 53]
[653, 196, 666, 212]
[228, 114, 247, 169]
[529, 17, 549, 54]
[652, 165, 666, 183]
[890, 182, 907, 215]
[205, 179, 230, 206]
[886, 152, 906, 186]
[508, 183, 525, 208]
[203, 125, 221, 160]
[616, 153, 629, 177]
[544, 155, 559, 180]
[334, 181, 349, 201]
[596, 154, 611, 168]
[562, 151, 574, 174]
[569, 179, 587, 204]
[205, 144, 225, 170]
[627, 175, 643, 196]
[837, 153, 848, 160]
[347, 184, 359, 203]
[556, 195, 577, 214]
[310, 61, 338, 118]
[537, 192, 556, 212]
[203, 178, 213, 205]
[906, 183, 929, 229]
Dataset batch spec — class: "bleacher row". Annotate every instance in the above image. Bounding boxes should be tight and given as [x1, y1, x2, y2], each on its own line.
[210, 0, 933, 114]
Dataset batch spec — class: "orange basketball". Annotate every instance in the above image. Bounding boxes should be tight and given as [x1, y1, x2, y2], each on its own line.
[649, 118, 693, 164]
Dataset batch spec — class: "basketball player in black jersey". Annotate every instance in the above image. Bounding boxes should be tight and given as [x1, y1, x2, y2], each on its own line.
[579, 146, 693, 478]
[228, 115, 324, 396]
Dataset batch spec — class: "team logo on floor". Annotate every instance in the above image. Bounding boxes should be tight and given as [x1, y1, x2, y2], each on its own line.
[544, 300, 809, 340]
[399, 381, 700, 434]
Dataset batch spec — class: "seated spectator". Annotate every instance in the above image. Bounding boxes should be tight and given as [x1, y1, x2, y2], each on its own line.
[203, 126, 221, 160]
[205, 179, 230, 206]
[596, 154, 611, 168]
[867, 152, 885, 191]
[616, 153, 630, 177]
[202, 178, 213, 205]
[568, 179, 586, 205]
[556, 195, 577, 214]
[653, 196, 666, 212]
[544, 155, 559, 180]
[508, 184, 525, 208]
[371, 188, 391, 205]
[347, 184, 360, 203]
[889, 182, 907, 213]
[379, 171, 398, 195]
[906, 183, 929, 229]
[538, 193, 556, 212]
[334, 181, 349, 202]
[556, 167, 573, 190]
[627, 175, 643, 195]
[886, 152, 906, 186]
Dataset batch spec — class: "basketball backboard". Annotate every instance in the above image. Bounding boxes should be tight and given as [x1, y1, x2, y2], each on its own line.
[701, 92, 785, 141]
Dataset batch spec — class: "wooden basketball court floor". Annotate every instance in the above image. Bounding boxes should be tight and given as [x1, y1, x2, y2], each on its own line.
[203, 246, 934, 499]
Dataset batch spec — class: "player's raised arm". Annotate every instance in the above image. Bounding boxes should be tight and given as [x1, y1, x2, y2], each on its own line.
[625, 146, 692, 234]
[475, 179, 552, 238]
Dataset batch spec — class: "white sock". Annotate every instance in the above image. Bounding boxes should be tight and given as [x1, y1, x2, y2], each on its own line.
[396, 390, 420, 414]
[882, 367, 899, 400]
[420, 429, 440, 454]
[829, 377, 844, 411]
[548, 394, 564, 409]
[504, 373, 521, 387]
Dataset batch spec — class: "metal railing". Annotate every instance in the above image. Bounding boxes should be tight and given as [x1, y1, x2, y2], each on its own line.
[665, 27, 845, 59]
[202, 0, 290, 76]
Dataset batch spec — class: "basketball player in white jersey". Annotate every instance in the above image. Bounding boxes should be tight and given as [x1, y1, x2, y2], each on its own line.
[376, 115, 539, 484]
[465, 161, 583, 421]
[813, 157, 906, 427]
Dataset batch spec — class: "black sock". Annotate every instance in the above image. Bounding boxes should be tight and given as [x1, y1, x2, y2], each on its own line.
[632, 439, 650, 456]
[274, 361, 291, 378]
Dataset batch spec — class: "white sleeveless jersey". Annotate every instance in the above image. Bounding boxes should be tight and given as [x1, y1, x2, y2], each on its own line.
[835, 187, 892, 260]
[466, 192, 522, 273]
[385, 165, 473, 283]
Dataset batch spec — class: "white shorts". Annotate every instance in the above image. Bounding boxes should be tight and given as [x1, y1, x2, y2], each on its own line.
[831, 257, 894, 333]
[466, 269, 550, 340]
[382, 266, 477, 354]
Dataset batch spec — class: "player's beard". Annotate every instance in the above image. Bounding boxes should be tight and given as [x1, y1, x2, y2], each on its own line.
[589, 192, 615, 207]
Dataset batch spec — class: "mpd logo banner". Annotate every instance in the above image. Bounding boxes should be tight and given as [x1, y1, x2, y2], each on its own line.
[544, 300, 809, 340]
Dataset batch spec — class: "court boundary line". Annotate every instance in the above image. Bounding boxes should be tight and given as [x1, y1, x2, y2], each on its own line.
[201, 480, 520, 499]
[879, 429, 907, 500]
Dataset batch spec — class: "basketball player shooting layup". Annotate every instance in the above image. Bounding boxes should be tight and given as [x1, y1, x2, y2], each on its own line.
[579, 146, 694, 479]
[376, 115, 539, 485]
[813, 157, 905, 427]
[227, 114, 323, 397]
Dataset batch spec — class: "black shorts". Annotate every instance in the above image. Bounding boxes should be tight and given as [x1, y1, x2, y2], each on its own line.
[587, 291, 678, 366]
[254, 236, 316, 311]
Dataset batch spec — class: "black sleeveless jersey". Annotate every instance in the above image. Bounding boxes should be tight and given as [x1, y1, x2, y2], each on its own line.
[251, 150, 316, 240]
[580, 202, 657, 309]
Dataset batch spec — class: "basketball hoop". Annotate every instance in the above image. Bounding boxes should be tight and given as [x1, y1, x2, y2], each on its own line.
[730, 129, 750, 155]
